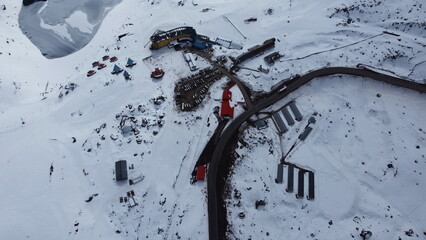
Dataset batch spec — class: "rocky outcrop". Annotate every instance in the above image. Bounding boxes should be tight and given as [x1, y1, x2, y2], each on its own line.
[23, 0, 46, 7]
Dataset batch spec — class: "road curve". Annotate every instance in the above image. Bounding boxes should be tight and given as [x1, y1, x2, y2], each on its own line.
[207, 67, 426, 240]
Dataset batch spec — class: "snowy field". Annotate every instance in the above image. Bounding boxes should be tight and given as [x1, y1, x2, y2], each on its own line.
[0, 0, 425, 239]
[227, 76, 426, 239]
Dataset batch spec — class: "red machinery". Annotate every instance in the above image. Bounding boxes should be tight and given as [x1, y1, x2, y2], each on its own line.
[151, 68, 165, 79]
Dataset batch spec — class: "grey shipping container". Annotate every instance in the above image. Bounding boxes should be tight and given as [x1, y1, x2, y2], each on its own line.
[272, 112, 288, 134]
[276, 164, 283, 184]
[115, 160, 128, 181]
[286, 165, 294, 192]
[297, 170, 305, 198]
[281, 107, 295, 126]
[299, 126, 313, 141]
[308, 172, 315, 200]
[289, 102, 303, 121]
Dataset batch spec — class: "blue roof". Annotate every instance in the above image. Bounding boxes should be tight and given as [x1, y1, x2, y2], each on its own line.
[127, 58, 134, 65]
[123, 70, 130, 77]
[113, 64, 122, 72]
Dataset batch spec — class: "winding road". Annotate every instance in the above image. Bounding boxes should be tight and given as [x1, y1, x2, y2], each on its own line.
[207, 66, 426, 240]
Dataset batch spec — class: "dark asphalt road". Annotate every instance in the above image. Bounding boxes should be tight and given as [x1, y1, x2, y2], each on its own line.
[207, 67, 426, 240]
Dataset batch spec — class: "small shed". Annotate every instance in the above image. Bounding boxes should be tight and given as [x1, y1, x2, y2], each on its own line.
[255, 119, 268, 130]
[115, 160, 128, 181]
[299, 126, 313, 141]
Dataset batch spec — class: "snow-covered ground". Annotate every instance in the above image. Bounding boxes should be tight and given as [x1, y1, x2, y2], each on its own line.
[227, 76, 426, 239]
[0, 0, 425, 239]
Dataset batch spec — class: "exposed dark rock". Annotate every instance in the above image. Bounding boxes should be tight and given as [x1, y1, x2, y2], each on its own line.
[360, 230, 372, 240]
[23, 0, 46, 7]
[255, 200, 266, 209]
[405, 229, 414, 237]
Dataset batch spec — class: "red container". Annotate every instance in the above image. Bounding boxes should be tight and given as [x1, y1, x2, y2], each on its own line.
[196, 166, 206, 181]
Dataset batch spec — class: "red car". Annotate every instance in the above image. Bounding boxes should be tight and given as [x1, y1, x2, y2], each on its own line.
[92, 61, 99, 67]
[97, 63, 106, 70]
[87, 70, 96, 77]
[110, 56, 118, 62]
[102, 55, 110, 61]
